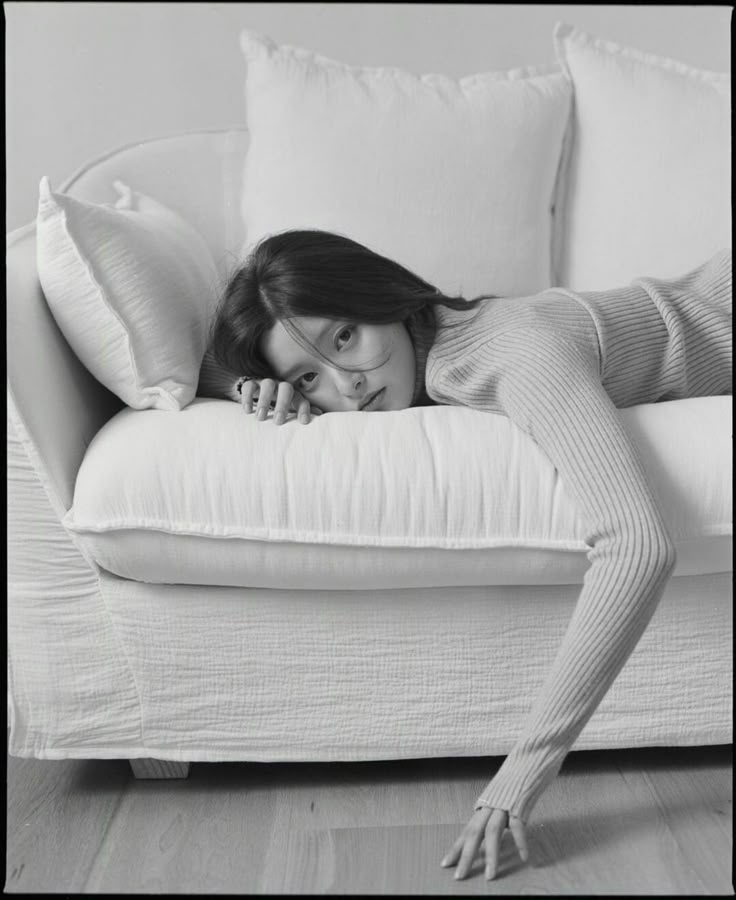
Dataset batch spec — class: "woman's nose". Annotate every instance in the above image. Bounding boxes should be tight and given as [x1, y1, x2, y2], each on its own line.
[335, 368, 364, 396]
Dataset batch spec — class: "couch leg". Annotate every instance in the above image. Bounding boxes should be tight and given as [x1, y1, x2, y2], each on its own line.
[129, 758, 191, 779]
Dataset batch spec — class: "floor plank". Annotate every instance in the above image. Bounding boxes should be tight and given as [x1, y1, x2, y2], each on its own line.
[85, 761, 278, 894]
[5, 756, 130, 893]
[5, 745, 733, 894]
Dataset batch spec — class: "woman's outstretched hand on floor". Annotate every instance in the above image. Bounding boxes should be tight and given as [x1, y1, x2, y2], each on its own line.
[441, 806, 530, 880]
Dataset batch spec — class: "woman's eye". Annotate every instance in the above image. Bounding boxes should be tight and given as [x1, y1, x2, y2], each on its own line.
[298, 372, 317, 390]
[336, 327, 353, 349]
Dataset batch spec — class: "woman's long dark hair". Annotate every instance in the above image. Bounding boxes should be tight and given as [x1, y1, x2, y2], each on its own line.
[210, 229, 493, 378]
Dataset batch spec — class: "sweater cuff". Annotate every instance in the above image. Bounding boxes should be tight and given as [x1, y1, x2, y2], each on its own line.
[473, 745, 568, 823]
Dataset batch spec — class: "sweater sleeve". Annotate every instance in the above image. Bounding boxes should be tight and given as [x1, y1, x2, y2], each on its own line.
[436, 327, 678, 823]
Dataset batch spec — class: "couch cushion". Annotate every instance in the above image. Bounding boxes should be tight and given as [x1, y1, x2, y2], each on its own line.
[64, 396, 731, 589]
[238, 29, 572, 300]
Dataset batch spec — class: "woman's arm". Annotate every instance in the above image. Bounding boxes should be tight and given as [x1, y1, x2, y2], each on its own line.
[476, 329, 676, 819]
[439, 326, 677, 874]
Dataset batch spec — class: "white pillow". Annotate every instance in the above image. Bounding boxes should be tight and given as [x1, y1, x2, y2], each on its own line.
[238, 30, 572, 299]
[553, 22, 731, 291]
[36, 177, 220, 411]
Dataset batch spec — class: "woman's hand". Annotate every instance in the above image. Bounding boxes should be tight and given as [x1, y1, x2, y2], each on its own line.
[240, 377, 323, 425]
[441, 806, 530, 881]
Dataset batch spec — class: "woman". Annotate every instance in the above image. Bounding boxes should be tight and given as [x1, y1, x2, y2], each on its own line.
[207, 230, 731, 880]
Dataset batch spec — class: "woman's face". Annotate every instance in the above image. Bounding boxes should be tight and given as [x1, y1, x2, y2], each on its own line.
[260, 316, 416, 413]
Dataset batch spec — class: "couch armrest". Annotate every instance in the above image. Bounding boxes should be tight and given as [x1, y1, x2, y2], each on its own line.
[7, 223, 122, 514]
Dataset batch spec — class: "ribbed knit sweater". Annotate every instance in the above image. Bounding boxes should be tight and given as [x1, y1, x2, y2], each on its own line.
[416, 248, 731, 822]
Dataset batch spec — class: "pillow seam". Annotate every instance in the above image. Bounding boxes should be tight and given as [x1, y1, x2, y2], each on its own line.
[556, 22, 729, 83]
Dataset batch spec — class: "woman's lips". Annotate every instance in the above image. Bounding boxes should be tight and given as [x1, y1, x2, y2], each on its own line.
[360, 387, 385, 410]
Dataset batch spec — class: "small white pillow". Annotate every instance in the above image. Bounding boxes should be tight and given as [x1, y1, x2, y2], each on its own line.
[36, 178, 220, 411]
[238, 30, 573, 299]
[553, 22, 731, 291]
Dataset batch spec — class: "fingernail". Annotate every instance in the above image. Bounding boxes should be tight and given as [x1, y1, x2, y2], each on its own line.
[273, 412, 284, 425]
[257, 408, 266, 421]
[300, 413, 309, 424]
[454, 871, 462, 880]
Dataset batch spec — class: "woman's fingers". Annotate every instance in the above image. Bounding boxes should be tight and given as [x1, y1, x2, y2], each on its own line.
[254, 378, 276, 420]
[454, 826, 485, 880]
[508, 815, 530, 863]
[484, 809, 508, 880]
[452, 808, 493, 880]
[296, 394, 312, 425]
[442, 807, 529, 881]
[241, 379, 258, 414]
[441, 807, 491, 878]
[272, 381, 294, 425]
[241, 378, 321, 425]
[440, 834, 466, 869]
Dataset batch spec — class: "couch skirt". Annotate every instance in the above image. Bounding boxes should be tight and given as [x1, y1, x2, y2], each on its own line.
[9, 564, 733, 761]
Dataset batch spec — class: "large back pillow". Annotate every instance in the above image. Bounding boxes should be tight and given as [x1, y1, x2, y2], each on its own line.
[238, 30, 572, 300]
[553, 23, 730, 290]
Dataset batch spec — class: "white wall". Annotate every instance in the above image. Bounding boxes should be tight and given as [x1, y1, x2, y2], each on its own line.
[5, 2, 731, 230]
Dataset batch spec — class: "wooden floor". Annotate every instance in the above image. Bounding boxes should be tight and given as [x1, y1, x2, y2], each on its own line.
[5, 743, 733, 894]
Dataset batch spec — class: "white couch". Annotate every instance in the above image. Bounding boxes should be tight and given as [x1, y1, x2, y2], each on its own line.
[7, 26, 732, 777]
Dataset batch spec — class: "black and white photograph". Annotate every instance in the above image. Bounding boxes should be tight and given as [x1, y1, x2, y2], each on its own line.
[6, 2, 732, 894]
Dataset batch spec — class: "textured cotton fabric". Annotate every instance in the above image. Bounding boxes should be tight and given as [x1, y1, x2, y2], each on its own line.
[423, 249, 732, 821]
[553, 23, 730, 290]
[65, 395, 731, 585]
[36, 178, 220, 411]
[238, 29, 572, 300]
[9, 337, 733, 766]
